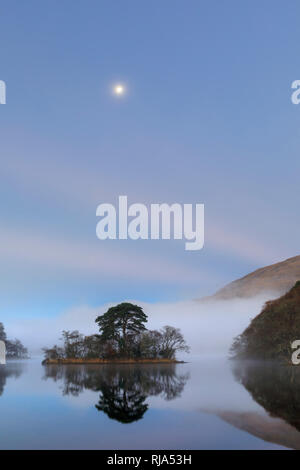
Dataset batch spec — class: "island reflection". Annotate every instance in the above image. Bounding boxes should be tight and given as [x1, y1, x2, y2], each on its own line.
[0, 363, 25, 396]
[43, 364, 190, 423]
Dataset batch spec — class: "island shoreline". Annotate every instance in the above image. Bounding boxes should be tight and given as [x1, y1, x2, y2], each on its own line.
[42, 358, 185, 365]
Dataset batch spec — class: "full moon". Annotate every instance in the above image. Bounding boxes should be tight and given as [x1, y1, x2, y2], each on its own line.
[113, 84, 125, 96]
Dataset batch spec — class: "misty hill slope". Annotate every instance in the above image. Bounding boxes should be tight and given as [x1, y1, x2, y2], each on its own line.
[231, 281, 300, 361]
[208, 255, 300, 301]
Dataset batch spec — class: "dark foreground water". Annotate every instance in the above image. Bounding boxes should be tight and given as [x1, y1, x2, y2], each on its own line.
[0, 358, 298, 450]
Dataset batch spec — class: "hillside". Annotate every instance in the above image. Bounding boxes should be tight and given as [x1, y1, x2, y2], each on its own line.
[231, 281, 300, 361]
[207, 255, 300, 301]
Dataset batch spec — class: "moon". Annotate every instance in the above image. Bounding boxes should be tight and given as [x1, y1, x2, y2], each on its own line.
[112, 83, 126, 96]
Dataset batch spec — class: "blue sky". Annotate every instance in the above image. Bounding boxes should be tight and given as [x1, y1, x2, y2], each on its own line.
[1, 0, 300, 321]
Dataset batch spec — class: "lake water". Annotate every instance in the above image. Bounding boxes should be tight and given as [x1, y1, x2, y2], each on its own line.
[0, 357, 298, 450]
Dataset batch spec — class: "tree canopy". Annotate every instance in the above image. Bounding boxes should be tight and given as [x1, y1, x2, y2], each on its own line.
[43, 303, 189, 361]
[231, 281, 300, 361]
[0, 323, 6, 342]
[95, 303, 148, 356]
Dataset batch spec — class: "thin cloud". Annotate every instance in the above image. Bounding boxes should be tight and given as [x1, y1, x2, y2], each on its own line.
[1, 152, 284, 267]
[208, 224, 286, 266]
[0, 226, 205, 284]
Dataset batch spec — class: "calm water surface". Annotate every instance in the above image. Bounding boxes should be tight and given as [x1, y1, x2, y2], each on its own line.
[0, 358, 298, 449]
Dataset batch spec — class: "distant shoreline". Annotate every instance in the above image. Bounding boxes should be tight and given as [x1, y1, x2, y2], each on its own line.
[42, 358, 185, 365]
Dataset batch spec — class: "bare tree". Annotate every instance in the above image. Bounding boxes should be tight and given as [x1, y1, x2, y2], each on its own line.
[159, 326, 190, 359]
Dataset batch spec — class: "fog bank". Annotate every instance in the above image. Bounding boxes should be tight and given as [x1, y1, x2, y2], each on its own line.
[5, 292, 279, 356]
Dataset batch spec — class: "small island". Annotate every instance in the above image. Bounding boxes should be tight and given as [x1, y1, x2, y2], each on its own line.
[0, 322, 29, 359]
[42, 302, 189, 364]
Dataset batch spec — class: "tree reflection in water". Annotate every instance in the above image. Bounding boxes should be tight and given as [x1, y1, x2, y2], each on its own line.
[0, 364, 24, 396]
[233, 361, 300, 432]
[43, 364, 190, 423]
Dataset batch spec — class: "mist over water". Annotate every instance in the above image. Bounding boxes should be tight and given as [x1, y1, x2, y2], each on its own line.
[2, 292, 296, 450]
[4, 292, 279, 357]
